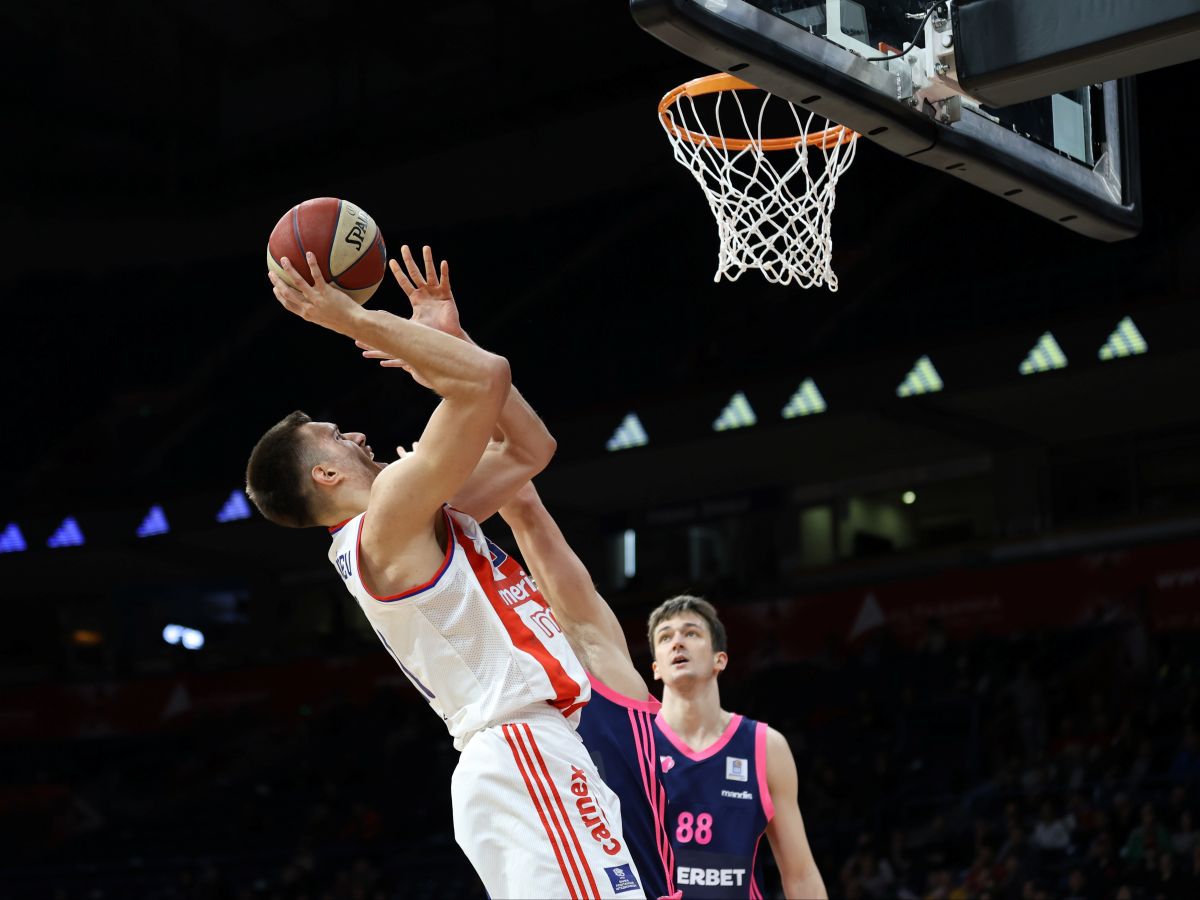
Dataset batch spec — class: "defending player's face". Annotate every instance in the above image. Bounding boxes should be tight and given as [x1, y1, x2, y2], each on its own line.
[651, 614, 726, 686]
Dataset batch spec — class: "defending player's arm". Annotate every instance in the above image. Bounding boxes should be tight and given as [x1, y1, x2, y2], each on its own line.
[271, 253, 510, 568]
[763, 727, 827, 899]
[499, 482, 651, 700]
[358, 245, 556, 522]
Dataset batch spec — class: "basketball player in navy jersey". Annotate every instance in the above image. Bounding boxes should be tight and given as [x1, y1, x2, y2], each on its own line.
[499, 484, 678, 900]
[649, 596, 826, 899]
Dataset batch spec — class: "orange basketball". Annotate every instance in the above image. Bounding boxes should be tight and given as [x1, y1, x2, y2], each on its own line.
[266, 198, 387, 305]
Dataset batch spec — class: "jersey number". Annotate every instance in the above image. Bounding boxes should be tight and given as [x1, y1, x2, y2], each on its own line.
[675, 812, 713, 845]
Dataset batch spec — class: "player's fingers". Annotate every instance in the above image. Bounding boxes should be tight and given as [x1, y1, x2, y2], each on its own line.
[440, 260, 450, 292]
[361, 349, 391, 359]
[279, 257, 314, 298]
[271, 276, 303, 307]
[389, 258, 416, 296]
[379, 359, 405, 367]
[422, 245, 436, 285]
[401, 244, 425, 287]
[395, 445, 407, 458]
[272, 284, 301, 315]
[305, 251, 327, 287]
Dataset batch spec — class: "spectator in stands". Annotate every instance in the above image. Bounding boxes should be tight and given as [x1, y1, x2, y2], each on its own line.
[1123, 802, 1170, 864]
[1008, 661, 1047, 760]
[1030, 799, 1073, 855]
[1128, 737, 1156, 788]
[1062, 867, 1087, 900]
[1111, 791, 1137, 839]
[1085, 829, 1121, 886]
[1169, 725, 1200, 784]
[962, 844, 996, 895]
[1152, 849, 1191, 900]
[1171, 808, 1198, 859]
[1187, 844, 1200, 888]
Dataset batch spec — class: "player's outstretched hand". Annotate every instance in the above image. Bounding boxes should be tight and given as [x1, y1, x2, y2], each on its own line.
[389, 245, 465, 339]
[269, 252, 362, 335]
[355, 339, 435, 389]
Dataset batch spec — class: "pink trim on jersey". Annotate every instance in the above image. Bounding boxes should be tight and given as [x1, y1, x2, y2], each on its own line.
[454, 524, 583, 718]
[755, 721, 775, 822]
[628, 705, 676, 897]
[355, 509, 455, 602]
[748, 832, 765, 900]
[653, 711, 744, 762]
[588, 674, 661, 713]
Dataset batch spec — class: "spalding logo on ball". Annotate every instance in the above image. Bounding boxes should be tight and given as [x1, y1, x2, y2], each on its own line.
[267, 198, 387, 305]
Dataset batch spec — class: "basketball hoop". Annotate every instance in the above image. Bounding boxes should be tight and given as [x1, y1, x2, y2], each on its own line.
[658, 74, 858, 290]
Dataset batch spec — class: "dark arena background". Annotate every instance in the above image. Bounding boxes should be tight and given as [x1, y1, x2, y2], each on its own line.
[3, 3, 1200, 899]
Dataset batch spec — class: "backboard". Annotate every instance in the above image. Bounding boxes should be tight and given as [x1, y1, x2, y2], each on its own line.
[632, 0, 1142, 241]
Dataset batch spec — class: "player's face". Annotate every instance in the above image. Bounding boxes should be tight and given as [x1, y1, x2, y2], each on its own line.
[652, 615, 726, 686]
[308, 422, 386, 481]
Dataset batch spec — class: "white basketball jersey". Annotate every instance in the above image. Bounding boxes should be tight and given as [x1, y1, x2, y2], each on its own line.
[328, 506, 589, 750]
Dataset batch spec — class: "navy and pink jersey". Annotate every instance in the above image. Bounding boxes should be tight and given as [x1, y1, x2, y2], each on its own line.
[577, 676, 677, 900]
[652, 713, 774, 899]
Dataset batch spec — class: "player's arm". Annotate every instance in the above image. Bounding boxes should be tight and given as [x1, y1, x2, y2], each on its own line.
[500, 482, 651, 699]
[359, 245, 556, 521]
[271, 253, 510, 563]
[763, 727, 827, 900]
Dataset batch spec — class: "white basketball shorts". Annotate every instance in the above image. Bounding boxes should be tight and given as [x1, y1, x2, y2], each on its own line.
[452, 705, 647, 899]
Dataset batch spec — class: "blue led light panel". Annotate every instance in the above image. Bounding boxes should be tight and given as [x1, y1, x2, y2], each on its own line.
[47, 517, 85, 548]
[0, 523, 27, 553]
[216, 490, 252, 523]
[137, 505, 170, 538]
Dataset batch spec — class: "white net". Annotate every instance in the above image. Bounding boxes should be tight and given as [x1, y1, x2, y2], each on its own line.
[659, 76, 858, 290]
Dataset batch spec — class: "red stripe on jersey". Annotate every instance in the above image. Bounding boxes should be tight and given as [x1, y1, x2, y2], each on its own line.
[451, 521, 583, 716]
[521, 723, 602, 900]
[503, 724, 582, 900]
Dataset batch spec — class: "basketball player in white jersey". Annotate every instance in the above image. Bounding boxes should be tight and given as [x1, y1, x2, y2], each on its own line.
[249, 248, 646, 899]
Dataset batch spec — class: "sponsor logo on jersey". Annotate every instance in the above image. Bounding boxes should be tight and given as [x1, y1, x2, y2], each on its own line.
[570, 766, 622, 856]
[498, 574, 538, 608]
[334, 552, 353, 580]
[726, 756, 748, 782]
[676, 866, 746, 887]
[485, 538, 509, 568]
[721, 788, 754, 800]
[604, 865, 641, 894]
[660, 755, 676, 773]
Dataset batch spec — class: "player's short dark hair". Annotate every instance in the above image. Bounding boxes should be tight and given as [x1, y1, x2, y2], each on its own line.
[647, 594, 727, 655]
[245, 410, 320, 528]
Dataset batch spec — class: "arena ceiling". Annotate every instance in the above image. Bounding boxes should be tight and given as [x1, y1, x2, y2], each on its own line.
[2, 0, 1199, 518]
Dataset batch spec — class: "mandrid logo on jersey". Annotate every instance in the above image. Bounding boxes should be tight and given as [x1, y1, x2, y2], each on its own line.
[570, 766, 622, 856]
[721, 789, 754, 800]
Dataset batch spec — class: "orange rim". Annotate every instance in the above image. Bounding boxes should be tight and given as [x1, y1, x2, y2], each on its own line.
[658, 73, 857, 152]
